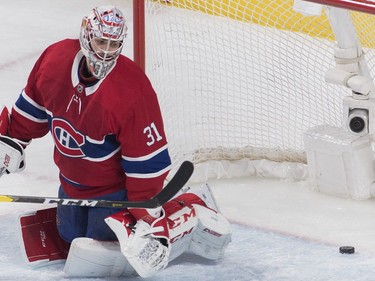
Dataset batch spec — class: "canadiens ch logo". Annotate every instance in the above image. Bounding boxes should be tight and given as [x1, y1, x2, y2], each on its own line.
[51, 118, 85, 157]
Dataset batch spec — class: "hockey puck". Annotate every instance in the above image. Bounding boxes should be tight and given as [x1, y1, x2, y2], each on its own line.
[339, 246, 355, 254]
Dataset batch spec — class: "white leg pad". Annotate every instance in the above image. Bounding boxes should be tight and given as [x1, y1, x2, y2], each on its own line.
[179, 183, 221, 211]
[63, 238, 134, 278]
[189, 204, 232, 260]
[168, 206, 199, 261]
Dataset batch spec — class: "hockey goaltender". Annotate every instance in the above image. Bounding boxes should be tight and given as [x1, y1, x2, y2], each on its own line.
[0, 5, 231, 278]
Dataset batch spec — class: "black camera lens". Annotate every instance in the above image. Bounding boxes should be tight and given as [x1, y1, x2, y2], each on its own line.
[349, 116, 365, 133]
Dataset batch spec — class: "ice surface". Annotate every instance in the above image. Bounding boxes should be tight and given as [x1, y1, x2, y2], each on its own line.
[1, 0, 375, 280]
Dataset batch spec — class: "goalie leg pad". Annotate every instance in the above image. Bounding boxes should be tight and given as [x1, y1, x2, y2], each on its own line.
[63, 237, 134, 277]
[18, 207, 70, 267]
[165, 195, 201, 261]
[177, 183, 220, 212]
[176, 185, 232, 260]
[189, 204, 232, 260]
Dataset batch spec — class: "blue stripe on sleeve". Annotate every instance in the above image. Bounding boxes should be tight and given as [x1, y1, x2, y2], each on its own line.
[121, 148, 171, 175]
[15, 94, 47, 121]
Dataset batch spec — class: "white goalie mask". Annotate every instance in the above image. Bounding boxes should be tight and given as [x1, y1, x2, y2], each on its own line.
[79, 6, 128, 79]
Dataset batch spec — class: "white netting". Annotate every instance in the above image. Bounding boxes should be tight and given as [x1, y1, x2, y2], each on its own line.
[142, 0, 375, 181]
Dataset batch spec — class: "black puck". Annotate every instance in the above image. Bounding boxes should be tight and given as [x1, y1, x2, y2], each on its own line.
[339, 246, 355, 254]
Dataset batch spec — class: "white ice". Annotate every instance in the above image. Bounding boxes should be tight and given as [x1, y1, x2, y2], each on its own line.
[1, 0, 375, 280]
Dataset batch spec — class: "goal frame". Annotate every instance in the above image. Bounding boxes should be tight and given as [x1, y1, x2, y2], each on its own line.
[130, 0, 375, 184]
[133, 0, 146, 71]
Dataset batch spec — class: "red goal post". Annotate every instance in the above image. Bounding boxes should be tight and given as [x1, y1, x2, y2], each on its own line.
[133, 0, 145, 72]
[132, 0, 375, 183]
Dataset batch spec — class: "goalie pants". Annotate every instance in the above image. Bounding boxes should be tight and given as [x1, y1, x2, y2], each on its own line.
[56, 187, 127, 243]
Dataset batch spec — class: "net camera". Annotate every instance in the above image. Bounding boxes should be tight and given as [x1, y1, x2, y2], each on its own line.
[347, 108, 369, 136]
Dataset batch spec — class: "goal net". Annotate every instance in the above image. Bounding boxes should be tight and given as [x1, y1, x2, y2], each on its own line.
[136, 0, 375, 182]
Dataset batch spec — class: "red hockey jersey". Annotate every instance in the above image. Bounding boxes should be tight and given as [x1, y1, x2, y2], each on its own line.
[9, 39, 171, 201]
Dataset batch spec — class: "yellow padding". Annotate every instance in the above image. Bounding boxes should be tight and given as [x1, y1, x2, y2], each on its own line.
[164, 0, 375, 47]
[167, 0, 332, 39]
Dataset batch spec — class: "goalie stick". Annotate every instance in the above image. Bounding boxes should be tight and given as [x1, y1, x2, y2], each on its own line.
[0, 161, 194, 209]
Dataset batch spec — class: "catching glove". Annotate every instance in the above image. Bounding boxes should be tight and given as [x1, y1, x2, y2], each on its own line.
[105, 207, 170, 278]
[0, 105, 25, 177]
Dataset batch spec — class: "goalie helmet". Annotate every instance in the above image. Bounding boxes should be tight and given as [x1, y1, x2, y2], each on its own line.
[80, 5, 127, 79]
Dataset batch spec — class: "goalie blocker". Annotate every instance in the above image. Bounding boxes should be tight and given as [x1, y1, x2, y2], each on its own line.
[0, 105, 26, 176]
[18, 184, 232, 278]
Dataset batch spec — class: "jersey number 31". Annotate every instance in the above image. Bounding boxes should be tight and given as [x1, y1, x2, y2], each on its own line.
[144, 122, 162, 146]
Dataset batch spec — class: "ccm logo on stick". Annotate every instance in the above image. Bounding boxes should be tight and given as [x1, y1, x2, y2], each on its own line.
[43, 199, 98, 207]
